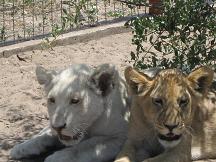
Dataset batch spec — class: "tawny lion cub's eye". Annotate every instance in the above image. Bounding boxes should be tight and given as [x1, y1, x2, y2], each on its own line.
[48, 97, 55, 104]
[70, 98, 80, 104]
[179, 97, 189, 107]
[152, 98, 163, 107]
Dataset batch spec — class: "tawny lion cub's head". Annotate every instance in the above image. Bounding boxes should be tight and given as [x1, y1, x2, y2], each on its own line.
[125, 66, 214, 148]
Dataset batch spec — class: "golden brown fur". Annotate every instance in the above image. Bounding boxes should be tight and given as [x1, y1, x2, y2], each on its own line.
[114, 66, 215, 162]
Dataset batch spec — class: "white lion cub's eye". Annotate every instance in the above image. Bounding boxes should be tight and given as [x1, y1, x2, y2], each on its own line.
[48, 97, 55, 104]
[70, 98, 80, 104]
[152, 97, 163, 107]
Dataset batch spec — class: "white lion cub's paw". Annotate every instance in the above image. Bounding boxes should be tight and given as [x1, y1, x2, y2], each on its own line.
[10, 141, 41, 159]
[44, 150, 74, 162]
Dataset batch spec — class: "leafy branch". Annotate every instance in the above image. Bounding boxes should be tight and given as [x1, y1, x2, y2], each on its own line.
[127, 0, 216, 72]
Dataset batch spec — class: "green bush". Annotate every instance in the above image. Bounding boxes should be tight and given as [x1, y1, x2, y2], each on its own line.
[127, 0, 216, 72]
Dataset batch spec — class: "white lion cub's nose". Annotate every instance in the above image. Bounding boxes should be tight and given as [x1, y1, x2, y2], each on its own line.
[52, 123, 66, 132]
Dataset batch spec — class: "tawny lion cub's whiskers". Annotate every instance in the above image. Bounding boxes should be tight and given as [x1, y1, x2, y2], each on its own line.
[114, 66, 215, 162]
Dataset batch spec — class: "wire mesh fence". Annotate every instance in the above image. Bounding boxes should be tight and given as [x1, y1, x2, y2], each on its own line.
[0, 0, 148, 47]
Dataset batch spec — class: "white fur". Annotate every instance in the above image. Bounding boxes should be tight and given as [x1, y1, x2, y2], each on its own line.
[10, 64, 129, 162]
[158, 138, 182, 148]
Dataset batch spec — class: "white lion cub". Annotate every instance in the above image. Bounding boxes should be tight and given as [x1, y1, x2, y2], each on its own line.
[10, 64, 129, 162]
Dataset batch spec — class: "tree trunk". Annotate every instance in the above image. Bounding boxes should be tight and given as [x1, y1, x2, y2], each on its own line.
[149, 0, 163, 15]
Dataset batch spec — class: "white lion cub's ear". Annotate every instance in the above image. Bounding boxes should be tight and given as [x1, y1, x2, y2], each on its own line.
[125, 66, 154, 95]
[187, 66, 214, 95]
[88, 64, 117, 96]
[36, 66, 57, 85]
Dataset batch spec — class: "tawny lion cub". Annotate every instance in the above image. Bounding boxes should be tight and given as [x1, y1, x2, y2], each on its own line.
[114, 66, 216, 162]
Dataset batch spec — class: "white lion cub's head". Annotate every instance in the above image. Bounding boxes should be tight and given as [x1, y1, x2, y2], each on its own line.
[36, 64, 118, 146]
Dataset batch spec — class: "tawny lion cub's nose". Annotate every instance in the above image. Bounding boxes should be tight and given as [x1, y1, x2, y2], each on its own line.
[164, 124, 178, 132]
[52, 123, 66, 132]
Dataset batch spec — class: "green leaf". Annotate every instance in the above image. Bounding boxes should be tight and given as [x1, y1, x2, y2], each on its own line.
[154, 42, 162, 52]
[130, 52, 136, 60]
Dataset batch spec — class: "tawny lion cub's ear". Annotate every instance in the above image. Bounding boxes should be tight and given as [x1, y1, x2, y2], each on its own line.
[125, 66, 154, 95]
[187, 66, 214, 95]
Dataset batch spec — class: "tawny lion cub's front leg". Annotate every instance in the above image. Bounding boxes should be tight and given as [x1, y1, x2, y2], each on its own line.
[114, 140, 136, 162]
[143, 137, 192, 162]
[115, 136, 191, 162]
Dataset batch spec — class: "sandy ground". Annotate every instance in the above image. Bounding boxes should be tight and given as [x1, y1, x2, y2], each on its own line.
[0, 32, 215, 162]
